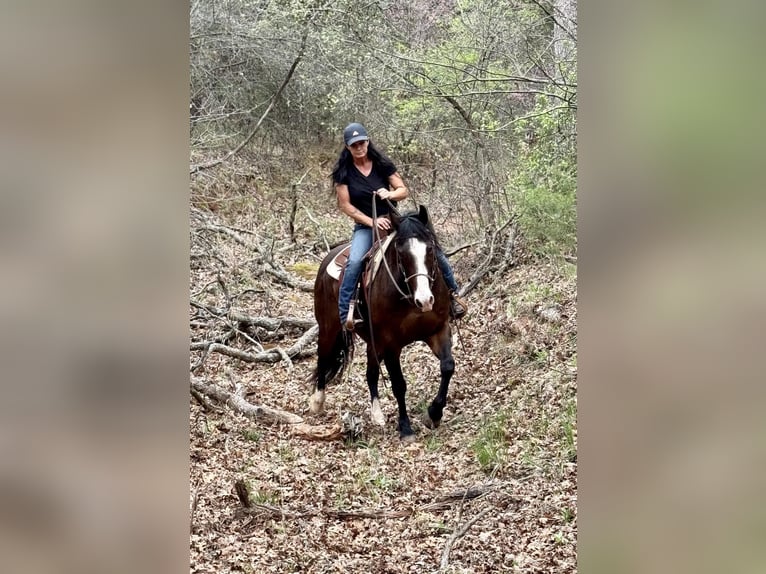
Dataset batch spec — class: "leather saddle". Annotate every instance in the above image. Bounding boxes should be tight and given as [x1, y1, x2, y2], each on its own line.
[327, 229, 396, 292]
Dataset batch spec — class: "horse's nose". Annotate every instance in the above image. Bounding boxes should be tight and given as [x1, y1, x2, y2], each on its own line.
[415, 294, 434, 312]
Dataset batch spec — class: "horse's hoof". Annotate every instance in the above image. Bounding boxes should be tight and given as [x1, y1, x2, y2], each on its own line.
[400, 432, 417, 444]
[421, 412, 441, 429]
[309, 390, 325, 414]
[398, 419, 416, 442]
[370, 398, 386, 427]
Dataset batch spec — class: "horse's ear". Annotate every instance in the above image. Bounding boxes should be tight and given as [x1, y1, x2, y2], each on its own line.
[417, 204, 429, 225]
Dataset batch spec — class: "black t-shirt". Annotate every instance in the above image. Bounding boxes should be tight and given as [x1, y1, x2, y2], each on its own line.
[341, 162, 397, 218]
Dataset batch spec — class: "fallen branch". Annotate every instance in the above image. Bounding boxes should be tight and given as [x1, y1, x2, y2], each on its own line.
[190, 324, 318, 366]
[191, 377, 342, 441]
[443, 241, 478, 257]
[197, 224, 265, 257]
[190, 386, 222, 413]
[227, 312, 316, 332]
[190, 488, 199, 534]
[435, 486, 494, 504]
[302, 206, 331, 252]
[191, 378, 303, 424]
[438, 505, 495, 572]
[459, 219, 516, 298]
[234, 487, 514, 523]
[493, 225, 517, 280]
[264, 265, 314, 292]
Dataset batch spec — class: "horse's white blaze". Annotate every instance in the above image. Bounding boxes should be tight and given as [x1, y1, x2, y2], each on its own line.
[405, 238, 433, 312]
[370, 398, 386, 426]
[309, 389, 325, 413]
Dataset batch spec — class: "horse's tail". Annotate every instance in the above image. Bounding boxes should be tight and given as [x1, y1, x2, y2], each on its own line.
[311, 328, 355, 389]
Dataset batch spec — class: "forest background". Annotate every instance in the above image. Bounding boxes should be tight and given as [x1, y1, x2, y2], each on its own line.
[189, 1, 577, 572]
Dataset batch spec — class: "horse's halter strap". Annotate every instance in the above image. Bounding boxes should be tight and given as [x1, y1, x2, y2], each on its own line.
[371, 195, 410, 300]
[397, 244, 436, 298]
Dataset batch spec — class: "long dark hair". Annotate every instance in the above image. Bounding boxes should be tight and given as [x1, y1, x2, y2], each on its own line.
[330, 141, 396, 187]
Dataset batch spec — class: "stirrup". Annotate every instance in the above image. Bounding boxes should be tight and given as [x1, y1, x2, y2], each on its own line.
[344, 296, 361, 331]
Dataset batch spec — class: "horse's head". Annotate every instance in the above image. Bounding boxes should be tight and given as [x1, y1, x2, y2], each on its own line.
[390, 205, 438, 312]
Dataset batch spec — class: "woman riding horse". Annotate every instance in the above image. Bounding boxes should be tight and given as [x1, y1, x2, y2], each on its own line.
[331, 122, 467, 331]
[311, 204, 457, 441]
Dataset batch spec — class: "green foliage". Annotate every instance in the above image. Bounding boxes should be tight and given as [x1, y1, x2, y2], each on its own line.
[509, 97, 577, 260]
[562, 506, 575, 524]
[424, 433, 444, 452]
[561, 398, 577, 463]
[472, 410, 509, 473]
[242, 428, 262, 442]
[513, 183, 576, 259]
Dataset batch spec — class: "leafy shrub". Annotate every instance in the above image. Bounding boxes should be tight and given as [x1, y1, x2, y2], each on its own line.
[509, 96, 577, 260]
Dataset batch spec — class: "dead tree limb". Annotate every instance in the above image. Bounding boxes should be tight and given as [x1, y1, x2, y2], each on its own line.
[459, 218, 516, 298]
[191, 377, 303, 424]
[190, 325, 318, 366]
[264, 265, 314, 292]
[443, 241, 478, 257]
[191, 377, 342, 441]
[303, 206, 331, 252]
[227, 312, 316, 331]
[493, 224, 517, 279]
[289, 324, 320, 355]
[197, 224, 265, 257]
[289, 167, 312, 243]
[190, 386, 221, 413]
[438, 505, 495, 572]
[234, 487, 515, 524]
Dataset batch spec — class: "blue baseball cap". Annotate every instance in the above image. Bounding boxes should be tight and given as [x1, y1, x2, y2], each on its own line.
[343, 123, 369, 146]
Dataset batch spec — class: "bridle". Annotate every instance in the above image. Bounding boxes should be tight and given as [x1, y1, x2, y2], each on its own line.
[397, 250, 436, 299]
[371, 195, 436, 302]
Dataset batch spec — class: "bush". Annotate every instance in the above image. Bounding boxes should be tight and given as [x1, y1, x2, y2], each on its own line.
[514, 181, 576, 260]
[509, 96, 577, 260]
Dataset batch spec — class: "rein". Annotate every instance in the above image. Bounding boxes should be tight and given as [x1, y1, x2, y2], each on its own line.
[365, 194, 391, 378]
[371, 195, 410, 301]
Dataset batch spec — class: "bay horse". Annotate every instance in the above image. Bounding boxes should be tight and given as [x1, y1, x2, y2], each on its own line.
[309, 205, 455, 441]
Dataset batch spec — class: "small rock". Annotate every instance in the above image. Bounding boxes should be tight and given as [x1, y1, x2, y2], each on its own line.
[534, 303, 562, 324]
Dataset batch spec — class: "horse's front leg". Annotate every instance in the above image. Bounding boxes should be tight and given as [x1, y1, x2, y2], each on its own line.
[366, 346, 386, 427]
[383, 350, 415, 442]
[424, 324, 455, 428]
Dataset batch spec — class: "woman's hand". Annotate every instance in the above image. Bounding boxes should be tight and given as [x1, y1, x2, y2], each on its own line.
[375, 217, 391, 231]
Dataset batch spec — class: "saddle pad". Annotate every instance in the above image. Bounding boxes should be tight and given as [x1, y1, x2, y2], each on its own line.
[326, 233, 396, 282]
[326, 244, 350, 280]
[368, 233, 395, 283]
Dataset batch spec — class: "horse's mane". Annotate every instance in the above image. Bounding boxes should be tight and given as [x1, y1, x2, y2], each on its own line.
[395, 212, 439, 248]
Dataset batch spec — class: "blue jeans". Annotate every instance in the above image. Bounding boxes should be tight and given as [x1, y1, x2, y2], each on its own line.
[338, 224, 460, 324]
[436, 249, 459, 292]
[338, 224, 374, 324]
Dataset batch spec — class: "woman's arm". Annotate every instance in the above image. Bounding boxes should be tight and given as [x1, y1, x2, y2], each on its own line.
[337, 183, 390, 229]
[336, 183, 371, 226]
[376, 172, 408, 201]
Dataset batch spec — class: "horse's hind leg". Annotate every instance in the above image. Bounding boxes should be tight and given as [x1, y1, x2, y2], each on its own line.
[424, 325, 455, 428]
[383, 350, 415, 442]
[367, 346, 386, 427]
[310, 323, 344, 414]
